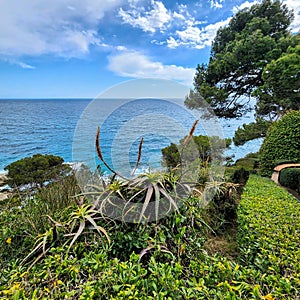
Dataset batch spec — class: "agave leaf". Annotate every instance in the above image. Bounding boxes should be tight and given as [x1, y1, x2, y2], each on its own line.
[153, 183, 160, 221]
[98, 193, 117, 218]
[68, 219, 85, 250]
[21, 229, 53, 266]
[122, 187, 147, 219]
[122, 203, 137, 222]
[42, 234, 48, 254]
[21, 241, 43, 266]
[116, 190, 126, 201]
[160, 246, 175, 259]
[46, 215, 63, 227]
[27, 247, 51, 272]
[85, 215, 110, 244]
[126, 187, 147, 204]
[138, 186, 153, 223]
[158, 187, 179, 211]
[138, 245, 154, 262]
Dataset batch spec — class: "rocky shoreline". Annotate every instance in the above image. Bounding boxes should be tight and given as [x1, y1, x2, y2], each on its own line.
[0, 174, 9, 201]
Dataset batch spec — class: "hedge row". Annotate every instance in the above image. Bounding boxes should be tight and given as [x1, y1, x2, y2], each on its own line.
[259, 111, 300, 176]
[279, 168, 300, 193]
[237, 175, 300, 298]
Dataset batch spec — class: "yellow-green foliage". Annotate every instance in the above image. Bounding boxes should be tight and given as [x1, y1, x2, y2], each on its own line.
[238, 175, 300, 296]
[1, 175, 300, 299]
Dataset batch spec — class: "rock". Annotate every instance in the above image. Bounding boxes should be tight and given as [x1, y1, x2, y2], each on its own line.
[0, 174, 8, 186]
[0, 192, 8, 201]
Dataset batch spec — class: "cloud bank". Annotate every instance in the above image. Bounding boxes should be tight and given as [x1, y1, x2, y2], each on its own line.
[0, 0, 123, 58]
[108, 50, 194, 85]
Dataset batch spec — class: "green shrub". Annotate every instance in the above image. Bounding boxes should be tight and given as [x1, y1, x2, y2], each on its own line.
[235, 158, 259, 172]
[230, 167, 250, 185]
[237, 175, 300, 297]
[2, 175, 300, 299]
[161, 135, 231, 170]
[203, 182, 240, 233]
[4, 154, 71, 189]
[274, 159, 300, 166]
[259, 111, 300, 176]
[0, 174, 80, 265]
[279, 168, 300, 192]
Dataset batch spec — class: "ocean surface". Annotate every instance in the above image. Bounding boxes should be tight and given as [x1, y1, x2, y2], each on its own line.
[0, 98, 262, 174]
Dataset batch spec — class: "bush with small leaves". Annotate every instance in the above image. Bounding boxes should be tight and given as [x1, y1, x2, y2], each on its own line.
[279, 168, 300, 193]
[259, 111, 300, 176]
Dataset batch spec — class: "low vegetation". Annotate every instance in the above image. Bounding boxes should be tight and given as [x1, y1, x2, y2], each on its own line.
[259, 111, 300, 176]
[1, 161, 299, 299]
[237, 175, 300, 298]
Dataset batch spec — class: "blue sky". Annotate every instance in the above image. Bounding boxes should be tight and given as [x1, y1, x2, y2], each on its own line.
[0, 0, 299, 98]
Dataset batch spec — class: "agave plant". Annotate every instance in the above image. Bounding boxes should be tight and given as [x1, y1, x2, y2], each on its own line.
[21, 223, 61, 270]
[122, 171, 191, 223]
[81, 124, 200, 223]
[65, 203, 110, 251]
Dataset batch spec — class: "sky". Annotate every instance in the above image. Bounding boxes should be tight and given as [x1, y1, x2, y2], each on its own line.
[0, 0, 299, 98]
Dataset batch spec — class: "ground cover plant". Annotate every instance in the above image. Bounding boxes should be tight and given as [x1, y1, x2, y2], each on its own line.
[1, 166, 300, 299]
[237, 175, 300, 298]
[1, 123, 299, 298]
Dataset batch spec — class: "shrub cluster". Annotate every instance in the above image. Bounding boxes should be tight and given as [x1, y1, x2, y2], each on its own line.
[4, 154, 71, 188]
[237, 175, 300, 297]
[259, 111, 300, 176]
[161, 135, 231, 170]
[1, 174, 299, 299]
[279, 168, 300, 193]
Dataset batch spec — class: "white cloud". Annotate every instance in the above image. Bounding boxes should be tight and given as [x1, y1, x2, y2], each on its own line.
[168, 18, 231, 49]
[16, 62, 35, 69]
[116, 45, 128, 51]
[3, 58, 35, 69]
[0, 0, 123, 59]
[166, 0, 299, 50]
[283, 0, 300, 33]
[210, 0, 223, 9]
[119, 1, 172, 33]
[108, 50, 194, 85]
[232, 1, 258, 14]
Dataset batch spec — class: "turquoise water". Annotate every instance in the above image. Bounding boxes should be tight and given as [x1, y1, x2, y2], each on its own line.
[0, 98, 262, 173]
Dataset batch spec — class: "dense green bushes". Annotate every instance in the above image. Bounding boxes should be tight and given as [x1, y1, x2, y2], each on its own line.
[233, 119, 271, 146]
[1, 174, 300, 298]
[0, 174, 80, 266]
[259, 111, 300, 176]
[237, 175, 300, 297]
[279, 168, 300, 193]
[4, 154, 71, 188]
[161, 135, 231, 169]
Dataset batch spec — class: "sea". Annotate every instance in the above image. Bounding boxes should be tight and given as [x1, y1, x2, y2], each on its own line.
[0, 98, 263, 174]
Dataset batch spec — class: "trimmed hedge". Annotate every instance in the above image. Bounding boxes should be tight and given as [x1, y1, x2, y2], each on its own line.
[279, 168, 300, 192]
[259, 111, 300, 176]
[237, 175, 300, 297]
